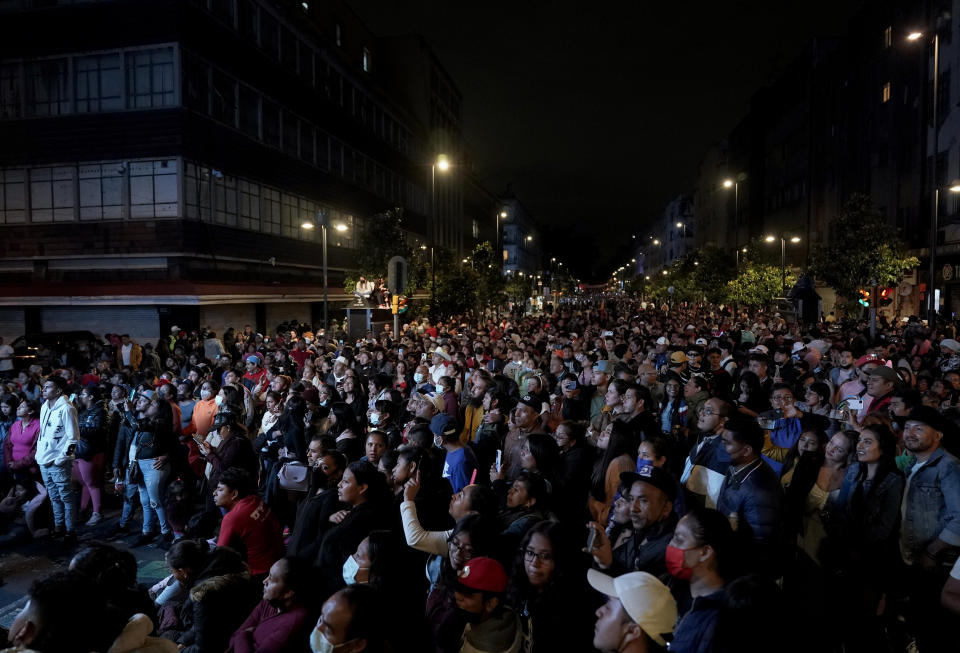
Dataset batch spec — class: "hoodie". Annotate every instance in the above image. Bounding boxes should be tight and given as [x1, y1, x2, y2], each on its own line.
[36, 394, 79, 467]
[460, 608, 523, 653]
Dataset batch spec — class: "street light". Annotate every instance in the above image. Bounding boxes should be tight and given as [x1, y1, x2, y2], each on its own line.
[765, 234, 801, 294]
[309, 210, 348, 332]
[430, 154, 451, 320]
[722, 176, 742, 233]
[735, 246, 747, 270]
[908, 24, 944, 323]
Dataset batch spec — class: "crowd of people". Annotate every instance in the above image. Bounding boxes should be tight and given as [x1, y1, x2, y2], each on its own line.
[0, 302, 958, 652]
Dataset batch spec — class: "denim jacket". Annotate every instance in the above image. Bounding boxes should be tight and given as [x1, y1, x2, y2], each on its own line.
[901, 447, 960, 564]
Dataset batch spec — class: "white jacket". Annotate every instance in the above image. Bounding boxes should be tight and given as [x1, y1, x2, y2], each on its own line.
[36, 394, 79, 467]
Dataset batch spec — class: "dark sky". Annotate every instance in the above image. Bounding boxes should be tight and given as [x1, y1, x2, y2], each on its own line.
[348, 0, 864, 280]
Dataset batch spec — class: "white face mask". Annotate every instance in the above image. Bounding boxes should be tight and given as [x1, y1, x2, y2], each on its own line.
[342, 554, 360, 586]
[200, 389, 212, 400]
[369, 412, 380, 425]
[413, 373, 425, 384]
[310, 628, 358, 653]
[214, 394, 223, 406]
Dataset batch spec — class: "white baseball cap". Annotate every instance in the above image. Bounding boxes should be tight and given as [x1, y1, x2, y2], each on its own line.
[587, 570, 677, 647]
[695, 337, 708, 346]
[655, 337, 669, 345]
[750, 345, 769, 355]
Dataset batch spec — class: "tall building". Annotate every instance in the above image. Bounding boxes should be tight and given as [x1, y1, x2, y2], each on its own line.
[0, 0, 491, 341]
[498, 188, 540, 276]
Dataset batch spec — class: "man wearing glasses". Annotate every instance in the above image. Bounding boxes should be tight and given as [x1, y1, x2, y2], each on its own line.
[36, 375, 80, 544]
[760, 385, 803, 475]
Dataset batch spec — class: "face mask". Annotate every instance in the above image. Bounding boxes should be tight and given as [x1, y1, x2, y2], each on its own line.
[342, 554, 360, 586]
[310, 629, 358, 653]
[665, 545, 694, 580]
[320, 400, 328, 407]
[200, 390, 212, 400]
[214, 394, 223, 406]
[369, 412, 380, 425]
[414, 373, 425, 384]
[433, 435, 444, 449]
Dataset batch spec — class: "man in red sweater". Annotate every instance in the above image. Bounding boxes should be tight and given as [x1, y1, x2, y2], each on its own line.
[215, 468, 284, 578]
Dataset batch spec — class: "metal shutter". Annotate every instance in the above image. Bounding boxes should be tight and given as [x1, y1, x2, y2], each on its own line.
[40, 306, 160, 344]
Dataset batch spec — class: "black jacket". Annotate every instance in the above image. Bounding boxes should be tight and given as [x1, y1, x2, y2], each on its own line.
[315, 500, 391, 596]
[121, 410, 175, 461]
[554, 443, 596, 524]
[77, 403, 108, 459]
[205, 435, 258, 490]
[288, 487, 342, 562]
[175, 571, 261, 653]
[608, 512, 678, 577]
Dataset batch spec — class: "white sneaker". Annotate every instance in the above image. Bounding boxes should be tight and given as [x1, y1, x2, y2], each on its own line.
[85, 512, 102, 526]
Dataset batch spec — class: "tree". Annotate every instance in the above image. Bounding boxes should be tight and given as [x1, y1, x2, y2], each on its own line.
[691, 246, 737, 304]
[469, 241, 507, 314]
[727, 262, 795, 308]
[811, 194, 919, 302]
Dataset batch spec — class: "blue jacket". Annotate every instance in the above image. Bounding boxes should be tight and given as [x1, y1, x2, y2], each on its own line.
[763, 417, 802, 475]
[669, 588, 725, 653]
[682, 434, 731, 510]
[717, 459, 782, 569]
[900, 446, 960, 564]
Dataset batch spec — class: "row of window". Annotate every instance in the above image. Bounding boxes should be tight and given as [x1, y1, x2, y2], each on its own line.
[0, 158, 368, 249]
[0, 159, 178, 224]
[195, 0, 416, 158]
[0, 46, 176, 119]
[184, 161, 362, 247]
[181, 51, 428, 216]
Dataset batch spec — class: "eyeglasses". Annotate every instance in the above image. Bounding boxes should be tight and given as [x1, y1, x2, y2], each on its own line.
[699, 409, 718, 417]
[770, 394, 792, 402]
[448, 539, 474, 557]
[524, 548, 554, 564]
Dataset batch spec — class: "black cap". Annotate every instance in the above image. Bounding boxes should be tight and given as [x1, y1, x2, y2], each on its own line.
[905, 406, 949, 434]
[620, 464, 677, 502]
[517, 395, 541, 411]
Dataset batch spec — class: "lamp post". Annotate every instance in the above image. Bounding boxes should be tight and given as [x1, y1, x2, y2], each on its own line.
[304, 213, 348, 333]
[765, 234, 801, 294]
[735, 246, 747, 271]
[430, 154, 450, 322]
[908, 26, 942, 324]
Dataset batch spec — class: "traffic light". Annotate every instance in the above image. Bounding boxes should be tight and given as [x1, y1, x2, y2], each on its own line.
[879, 288, 894, 307]
[858, 289, 870, 307]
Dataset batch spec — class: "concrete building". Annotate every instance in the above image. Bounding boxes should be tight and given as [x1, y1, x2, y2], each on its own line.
[0, 0, 492, 342]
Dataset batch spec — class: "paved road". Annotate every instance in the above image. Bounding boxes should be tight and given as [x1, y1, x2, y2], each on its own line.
[0, 493, 170, 631]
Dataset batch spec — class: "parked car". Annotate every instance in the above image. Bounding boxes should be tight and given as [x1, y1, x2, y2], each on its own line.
[10, 331, 100, 371]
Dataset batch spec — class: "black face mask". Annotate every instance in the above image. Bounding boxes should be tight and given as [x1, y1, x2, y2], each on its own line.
[456, 607, 484, 625]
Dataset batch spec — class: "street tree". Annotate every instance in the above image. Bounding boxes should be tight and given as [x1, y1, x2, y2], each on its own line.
[811, 194, 919, 305]
[727, 262, 795, 308]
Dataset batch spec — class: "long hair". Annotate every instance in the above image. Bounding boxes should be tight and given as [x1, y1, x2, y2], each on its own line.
[507, 520, 583, 610]
[591, 421, 636, 501]
[849, 424, 902, 524]
[329, 401, 360, 436]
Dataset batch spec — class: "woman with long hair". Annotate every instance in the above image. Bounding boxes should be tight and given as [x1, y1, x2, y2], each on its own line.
[733, 370, 770, 417]
[507, 520, 595, 652]
[588, 421, 636, 524]
[327, 401, 363, 462]
[75, 386, 108, 526]
[830, 423, 905, 650]
[659, 372, 688, 432]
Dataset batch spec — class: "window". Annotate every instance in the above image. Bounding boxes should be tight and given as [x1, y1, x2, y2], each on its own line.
[211, 0, 236, 24]
[260, 12, 279, 59]
[238, 179, 260, 231]
[238, 0, 258, 43]
[299, 123, 314, 164]
[281, 192, 298, 237]
[299, 43, 314, 85]
[335, 22, 342, 47]
[183, 55, 210, 113]
[126, 48, 175, 108]
[75, 53, 123, 113]
[881, 81, 891, 103]
[362, 46, 371, 73]
[262, 186, 281, 234]
[472, 219, 479, 239]
[281, 27, 298, 73]
[883, 26, 892, 49]
[211, 70, 237, 126]
[26, 58, 69, 116]
[0, 168, 26, 224]
[262, 99, 280, 147]
[283, 112, 298, 155]
[238, 85, 259, 137]
[30, 166, 75, 222]
[129, 159, 177, 218]
[0, 63, 21, 119]
[78, 162, 123, 220]
[212, 173, 238, 226]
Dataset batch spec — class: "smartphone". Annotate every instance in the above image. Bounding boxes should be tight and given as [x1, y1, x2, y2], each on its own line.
[586, 527, 597, 552]
[847, 398, 864, 411]
[495, 449, 502, 473]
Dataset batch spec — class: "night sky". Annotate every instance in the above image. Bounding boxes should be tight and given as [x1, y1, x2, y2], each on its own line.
[348, 0, 864, 281]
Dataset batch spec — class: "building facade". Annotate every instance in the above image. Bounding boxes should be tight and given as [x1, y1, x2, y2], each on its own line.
[0, 0, 492, 341]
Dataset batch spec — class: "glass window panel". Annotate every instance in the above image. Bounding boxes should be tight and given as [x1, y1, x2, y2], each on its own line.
[26, 59, 69, 116]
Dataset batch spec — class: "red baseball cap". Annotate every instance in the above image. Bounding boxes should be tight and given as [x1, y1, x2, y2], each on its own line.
[855, 354, 881, 368]
[456, 557, 508, 593]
